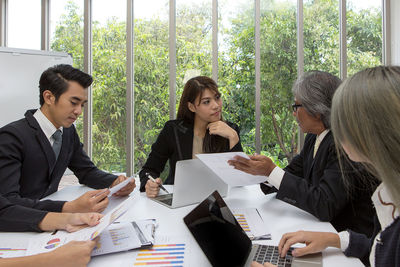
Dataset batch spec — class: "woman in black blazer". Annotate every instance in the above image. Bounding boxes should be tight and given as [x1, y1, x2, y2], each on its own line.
[139, 76, 243, 197]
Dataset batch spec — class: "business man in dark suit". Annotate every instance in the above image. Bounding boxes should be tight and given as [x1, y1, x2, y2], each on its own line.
[228, 71, 377, 237]
[0, 64, 135, 214]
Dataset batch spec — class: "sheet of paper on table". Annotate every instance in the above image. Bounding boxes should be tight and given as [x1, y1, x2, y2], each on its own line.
[196, 152, 268, 186]
[131, 235, 190, 267]
[91, 219, 156, 256]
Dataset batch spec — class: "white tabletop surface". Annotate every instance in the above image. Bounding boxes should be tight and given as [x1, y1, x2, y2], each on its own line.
[0, 180, 363, 267]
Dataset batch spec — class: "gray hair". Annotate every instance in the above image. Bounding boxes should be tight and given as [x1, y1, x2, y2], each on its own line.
[331, 66, 400, 208]
[292, 71, 342, 129]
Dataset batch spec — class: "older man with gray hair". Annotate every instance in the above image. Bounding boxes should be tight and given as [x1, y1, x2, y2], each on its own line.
[229, 71, 377, 237]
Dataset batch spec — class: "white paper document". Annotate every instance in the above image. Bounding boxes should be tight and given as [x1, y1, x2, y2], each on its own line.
[231, 208, 271, 240]
[0, 239, 27, 258]
[108, 177, 134, 197]
[91, 219, 156, 256]
[26, 197, 133, 256]
[131, 235, 190, 267]
[196, 152, 268, 186]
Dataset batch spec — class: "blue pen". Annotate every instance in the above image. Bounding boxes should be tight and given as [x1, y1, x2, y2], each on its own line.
[146, 173, 169, 194]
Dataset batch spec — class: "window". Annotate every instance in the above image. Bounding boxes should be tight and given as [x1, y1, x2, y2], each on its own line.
[20, 0, 384, 174]
[176, 0, 212, 94]
[92, 0, 127, 173]
[304, 0, 340, 75]
[134, 0, 169, 175]
[50, 0, 84, 138]
[218, 0, 255, 154]
[8, 0, 40, 49]
[260, 0, 297, 166]
[347, 0, 382, 76]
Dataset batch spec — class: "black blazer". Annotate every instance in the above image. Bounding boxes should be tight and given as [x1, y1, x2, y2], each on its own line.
[261, 132, 377, 236]
[0, 195, 48, 232]
[139, 119, 243, 191]
[0, 110, 117, 212]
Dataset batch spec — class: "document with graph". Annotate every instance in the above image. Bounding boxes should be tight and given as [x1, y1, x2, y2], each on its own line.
[131, 235, 190, 267]
[25, 197, 134, 256]
[231, 208, 271, 240]
[91, 219, 156, 256]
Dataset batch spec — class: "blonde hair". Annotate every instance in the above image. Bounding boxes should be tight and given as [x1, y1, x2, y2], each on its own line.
[331, 66, 400, 207]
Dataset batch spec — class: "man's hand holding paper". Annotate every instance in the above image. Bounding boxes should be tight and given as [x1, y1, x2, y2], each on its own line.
[228, 154, 276, 177]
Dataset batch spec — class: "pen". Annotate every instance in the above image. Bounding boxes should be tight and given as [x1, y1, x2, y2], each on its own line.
[146, 173, 169, 194]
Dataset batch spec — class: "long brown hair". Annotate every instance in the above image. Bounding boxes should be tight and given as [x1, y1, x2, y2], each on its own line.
[177, 76, 229, 153]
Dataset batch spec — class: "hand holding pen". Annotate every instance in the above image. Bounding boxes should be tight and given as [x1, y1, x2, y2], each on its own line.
[145, 173, 169, 198]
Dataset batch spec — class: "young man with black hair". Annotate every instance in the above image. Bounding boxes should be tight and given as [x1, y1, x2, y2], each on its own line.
[0, 64, 135, 219]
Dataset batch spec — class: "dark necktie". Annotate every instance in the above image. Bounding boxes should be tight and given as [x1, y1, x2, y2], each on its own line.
[52, 130, 62, 160]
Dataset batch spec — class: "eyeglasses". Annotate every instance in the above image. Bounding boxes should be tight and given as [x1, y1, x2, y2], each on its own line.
[292, 103, 303, 112]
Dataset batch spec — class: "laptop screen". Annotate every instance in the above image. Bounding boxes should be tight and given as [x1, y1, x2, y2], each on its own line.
[183, 190, 252, 267]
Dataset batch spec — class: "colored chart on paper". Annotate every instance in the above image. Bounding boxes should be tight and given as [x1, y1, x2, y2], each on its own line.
[133, 243, 185, 266]
[109, 227, 130, 246]
[234, 213, 254, 238]
[0, 248, 27, 258]
[232, 208, 271, 240]
[44, 238, 61, 249]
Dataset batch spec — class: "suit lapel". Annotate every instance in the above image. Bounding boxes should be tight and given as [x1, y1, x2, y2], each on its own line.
[26, 110, 57, 176]
[305, 139, 316, 180]
[305, 131, 332, 180]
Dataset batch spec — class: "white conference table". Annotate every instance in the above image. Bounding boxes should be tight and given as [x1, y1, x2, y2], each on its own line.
[0, 181, 363, 267]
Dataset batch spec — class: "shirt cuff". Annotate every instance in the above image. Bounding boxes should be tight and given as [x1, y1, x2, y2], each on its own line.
[266, 166, 284, 190]
[338, 231, 350, 251]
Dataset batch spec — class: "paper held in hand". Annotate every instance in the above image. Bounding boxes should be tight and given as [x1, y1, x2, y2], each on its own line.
[196, 152, 268, 186]
[25, 197, 133, 256]
[108, 176, 134, 197]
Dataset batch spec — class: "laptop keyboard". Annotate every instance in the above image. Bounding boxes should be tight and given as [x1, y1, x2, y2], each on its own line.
[156, 195, 173, 206]
[253, 245, 293, 267]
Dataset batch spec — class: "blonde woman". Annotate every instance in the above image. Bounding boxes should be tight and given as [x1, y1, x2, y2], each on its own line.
[252, 66, 400, 267]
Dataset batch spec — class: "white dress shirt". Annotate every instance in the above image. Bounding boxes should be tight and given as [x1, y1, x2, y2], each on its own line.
[265, 129, 330, 189]
[33, 109, 63, 146]
[338, 183, 399, 267]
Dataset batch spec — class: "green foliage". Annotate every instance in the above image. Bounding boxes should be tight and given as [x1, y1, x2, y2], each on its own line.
[51, 0, 382, 173]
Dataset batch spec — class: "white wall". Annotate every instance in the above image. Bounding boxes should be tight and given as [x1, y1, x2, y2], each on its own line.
[0, 48, 72, 127]
[391, 0, 400, 65]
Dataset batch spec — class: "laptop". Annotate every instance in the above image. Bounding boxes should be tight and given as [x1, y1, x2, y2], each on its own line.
[151, 159, 228, 209]
[183, 191, 323, 267]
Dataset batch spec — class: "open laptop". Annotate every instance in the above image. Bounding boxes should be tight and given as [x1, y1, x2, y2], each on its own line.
[183, 191, 323, 267]
[150, 159, 228, 209]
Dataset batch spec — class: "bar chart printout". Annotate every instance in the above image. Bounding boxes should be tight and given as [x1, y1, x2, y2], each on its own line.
[0, 248, 27, 258]
[133, 243, 186, 266]
[232, 208, 271, 240]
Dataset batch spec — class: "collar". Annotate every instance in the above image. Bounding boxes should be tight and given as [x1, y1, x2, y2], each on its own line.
[316, 129, 330, 143]
[33, 109, 63, 141]
[372, 183, 399, 230]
